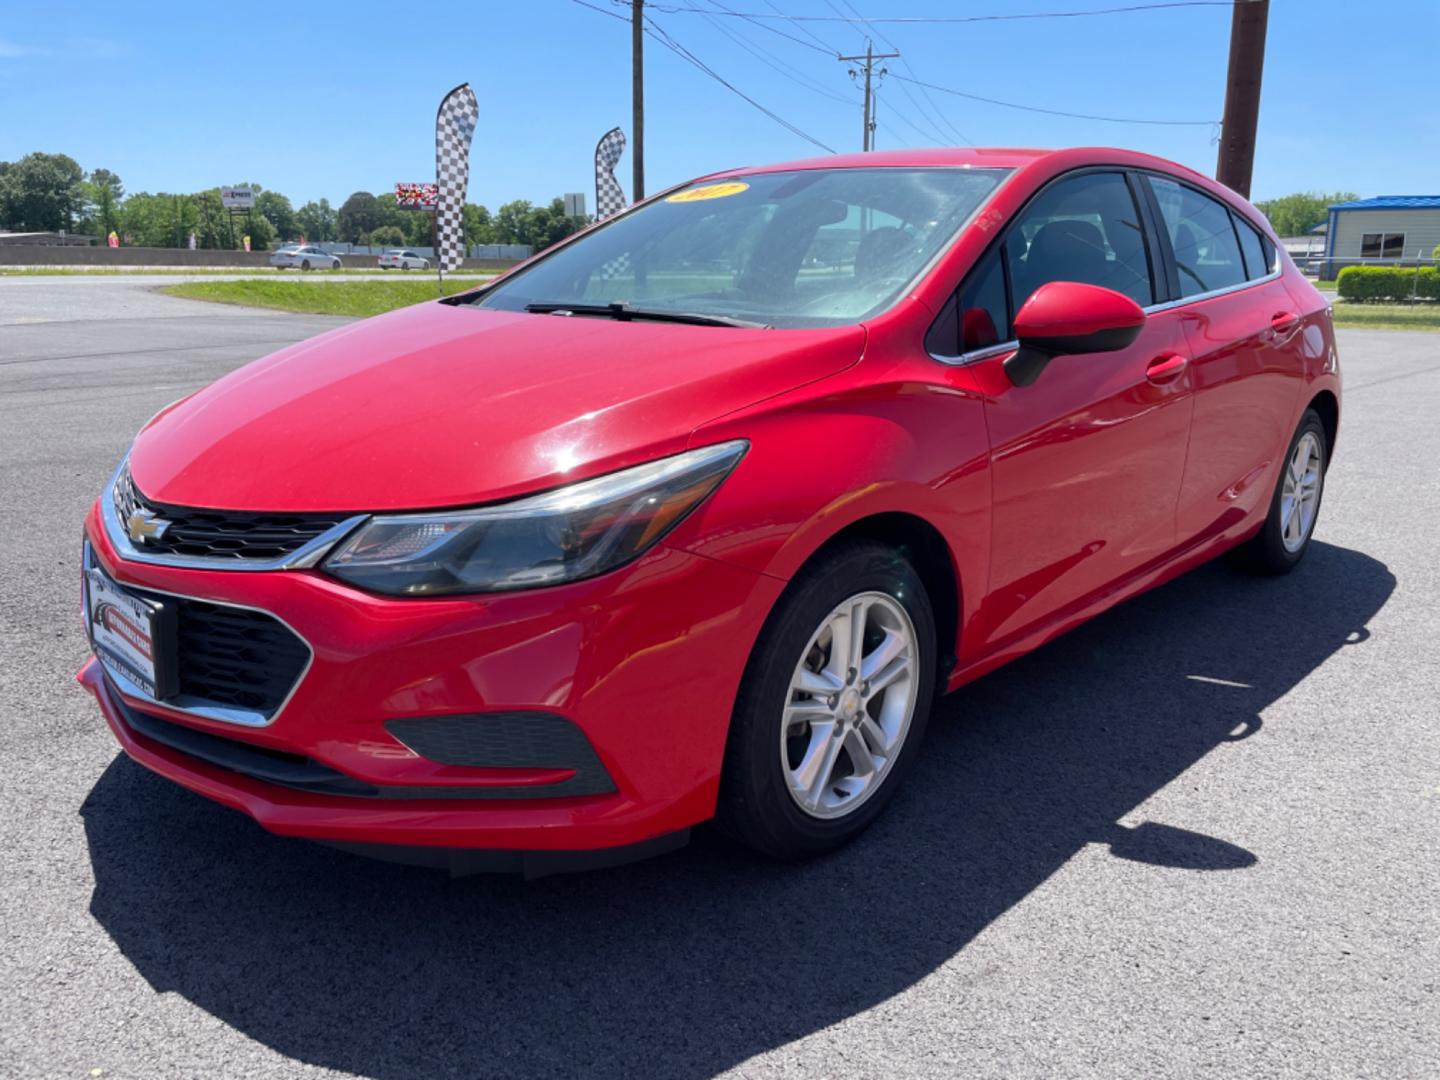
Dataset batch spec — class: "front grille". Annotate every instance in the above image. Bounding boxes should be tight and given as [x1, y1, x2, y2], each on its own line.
[174, 599, 310, 716]
[115, 466, 349, 562]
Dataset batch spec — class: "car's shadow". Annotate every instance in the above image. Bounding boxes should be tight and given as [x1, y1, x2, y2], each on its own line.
[82, 541, 1393, 1080]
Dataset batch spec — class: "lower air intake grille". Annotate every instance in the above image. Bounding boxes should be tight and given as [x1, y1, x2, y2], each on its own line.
[174, 599, 310, 716]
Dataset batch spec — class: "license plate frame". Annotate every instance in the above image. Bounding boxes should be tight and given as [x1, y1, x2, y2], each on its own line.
[84, 559, 178, 701]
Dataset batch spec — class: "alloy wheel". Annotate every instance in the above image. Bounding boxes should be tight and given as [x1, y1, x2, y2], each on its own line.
[1280, 431, 1322, 553]
[781, 591, 920, 820]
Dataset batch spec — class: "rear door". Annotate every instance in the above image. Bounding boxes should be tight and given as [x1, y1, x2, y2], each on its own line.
[1141, 174, 1307, 544]
[931, 169, 1196, 649]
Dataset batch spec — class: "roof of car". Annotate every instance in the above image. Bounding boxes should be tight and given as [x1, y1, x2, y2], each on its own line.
[682, 146, 1249, 220]
[695, 146, 1229, 185]
[710, 148, 1052, 177]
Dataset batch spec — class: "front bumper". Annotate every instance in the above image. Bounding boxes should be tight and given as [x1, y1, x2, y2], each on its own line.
[79, 505, 783, 852]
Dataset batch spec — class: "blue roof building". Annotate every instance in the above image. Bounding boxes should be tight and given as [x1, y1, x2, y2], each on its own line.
[1324, 196, 1440, 275]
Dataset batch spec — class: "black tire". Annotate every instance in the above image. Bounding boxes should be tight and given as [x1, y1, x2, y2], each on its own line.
[716, 539, 938, 859]
[301, 259, 311, 271]
[401, 262, 410, 271]
[1232, 408, 1328, 575]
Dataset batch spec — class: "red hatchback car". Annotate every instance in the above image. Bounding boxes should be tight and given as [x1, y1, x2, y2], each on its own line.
[79, 148, 1339, 873]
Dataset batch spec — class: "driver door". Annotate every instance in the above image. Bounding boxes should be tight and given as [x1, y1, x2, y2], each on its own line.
[948, 170, 1196, 649]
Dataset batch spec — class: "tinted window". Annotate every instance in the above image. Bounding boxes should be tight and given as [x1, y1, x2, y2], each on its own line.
[1361, 232, 1406, 259]
[1004, 171, 1154, 308]
[958, 249, 1008, 351]
[1150, 177, 1246, 297]
[1232, 212, 1269, 280]
[925, 248, 1009, 358]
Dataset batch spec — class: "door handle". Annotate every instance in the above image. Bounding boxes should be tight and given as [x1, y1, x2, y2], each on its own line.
[1271, 311, 1300, 333]
[1145, 353, 1188, 383]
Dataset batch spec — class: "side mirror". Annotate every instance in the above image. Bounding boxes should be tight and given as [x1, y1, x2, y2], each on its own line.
[1005, 281, 1146, 387]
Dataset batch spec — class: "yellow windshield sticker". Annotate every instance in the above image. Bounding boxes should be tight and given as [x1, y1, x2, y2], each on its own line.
[665, 182, 750, 204]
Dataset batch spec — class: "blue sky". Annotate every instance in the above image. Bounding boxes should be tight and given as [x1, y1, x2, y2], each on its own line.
[2, 0, 1437, 210]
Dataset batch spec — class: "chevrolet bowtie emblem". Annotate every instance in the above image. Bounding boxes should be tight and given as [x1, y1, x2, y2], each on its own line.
[126, 508, 171, 545]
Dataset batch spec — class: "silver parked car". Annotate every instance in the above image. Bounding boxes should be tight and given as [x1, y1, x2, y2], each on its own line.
[378, 249, 431, 271]
[270, 245, 342, 271]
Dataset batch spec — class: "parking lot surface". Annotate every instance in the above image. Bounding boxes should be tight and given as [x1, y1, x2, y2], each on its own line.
[2, 278, 1436, 1079]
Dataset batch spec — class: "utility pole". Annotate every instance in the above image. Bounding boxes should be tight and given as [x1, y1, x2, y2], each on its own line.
[1214, 0, 1269, 198]
[632, 0, 645, 200]
[839, 42, 898, 152]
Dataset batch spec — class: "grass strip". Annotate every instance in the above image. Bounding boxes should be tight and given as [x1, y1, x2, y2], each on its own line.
[1330, 302, 1440, 332]
[158, 278, 490, 318]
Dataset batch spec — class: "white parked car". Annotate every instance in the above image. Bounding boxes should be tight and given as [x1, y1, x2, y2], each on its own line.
[378, 249, 431, 271]
[270, 245, 342, 271]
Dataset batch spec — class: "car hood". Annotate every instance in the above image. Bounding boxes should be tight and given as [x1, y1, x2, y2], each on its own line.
[128, 301, 865, 512]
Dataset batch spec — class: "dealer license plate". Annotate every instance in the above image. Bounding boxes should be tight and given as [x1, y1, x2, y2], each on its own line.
[85, 559, 176, 700]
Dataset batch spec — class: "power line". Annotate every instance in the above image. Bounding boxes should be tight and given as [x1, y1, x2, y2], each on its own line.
[637, 2, 1235, 23]
[890, 72, 1217, 125]
[718, 0, 839, 56]
[644, 15, 839, 152]
[696, 1, 857, 103]
[572, 0, 838, 153]
[759, 0, 843, 54]
[830, 0, 972, 145]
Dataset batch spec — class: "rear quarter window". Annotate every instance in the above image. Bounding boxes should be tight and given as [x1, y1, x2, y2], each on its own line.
[1231, 212, 1271, 281]
[1149, 176, 1247, 298]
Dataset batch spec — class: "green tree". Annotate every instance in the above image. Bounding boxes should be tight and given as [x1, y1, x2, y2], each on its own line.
[119, 192, 200, 247]
[296, 198, 337, 242]
[255, 190, 296, 242]
[337, 191, 381, 243]
[0, 152, 85, 231]
[78, 168, 124, 237]
[369, 225, 406, 248]
[463, 203, 494, 245]
[1253, 191, 1359, 238]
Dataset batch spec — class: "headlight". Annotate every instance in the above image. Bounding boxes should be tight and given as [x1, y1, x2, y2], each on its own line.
[322, 440, 748, 595]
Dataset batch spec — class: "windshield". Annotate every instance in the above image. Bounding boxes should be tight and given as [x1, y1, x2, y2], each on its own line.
[470, 166, 1009, 329]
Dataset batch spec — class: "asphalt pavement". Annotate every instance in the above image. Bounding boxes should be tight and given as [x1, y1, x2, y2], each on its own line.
[2, 276, 1437, 1080]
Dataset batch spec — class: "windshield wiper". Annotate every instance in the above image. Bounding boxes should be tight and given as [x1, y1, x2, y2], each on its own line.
[524, 302, 769, 329]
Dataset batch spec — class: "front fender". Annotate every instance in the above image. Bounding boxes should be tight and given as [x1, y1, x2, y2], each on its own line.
[666, 378, 992, 637]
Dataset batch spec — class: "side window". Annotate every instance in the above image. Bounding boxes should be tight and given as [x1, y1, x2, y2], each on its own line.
[957, 249, 1008, 352]
[925, 248, 1009, 358]
[1231, 212, 1270, 280]
[1004, 171, 1154, 308]
[1149, 177, 1246, 297]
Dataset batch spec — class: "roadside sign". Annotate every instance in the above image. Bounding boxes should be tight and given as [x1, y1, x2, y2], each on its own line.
[220, 187, 255, 209]
[564, 192, 587, 218]
[395, 182, 439, 209]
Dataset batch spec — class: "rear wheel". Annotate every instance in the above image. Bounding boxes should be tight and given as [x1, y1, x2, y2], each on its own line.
[1233, 409, 1328, 574]
[717, 540, 937, 859]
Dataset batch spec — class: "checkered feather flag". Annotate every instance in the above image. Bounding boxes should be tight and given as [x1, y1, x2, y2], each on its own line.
[594, 127, 631, 281]
[435, 83, 479, 274]
[595, 127, 628, 220]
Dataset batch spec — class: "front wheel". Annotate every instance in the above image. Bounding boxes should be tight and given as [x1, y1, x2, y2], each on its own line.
[1233, 408, 1328, 574]
[301, 259, 311, 271]
[717, 540, 937, 859]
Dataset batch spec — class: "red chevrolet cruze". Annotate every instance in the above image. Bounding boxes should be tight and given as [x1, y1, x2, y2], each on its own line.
[79, 148, 1339, 873]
